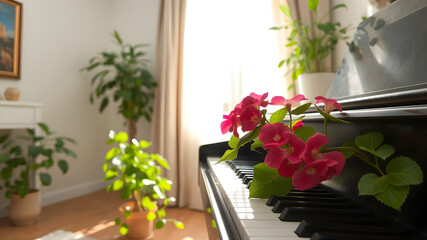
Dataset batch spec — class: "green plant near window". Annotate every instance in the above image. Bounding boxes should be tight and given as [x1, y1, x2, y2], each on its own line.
[0, 123, 77, 198]
[271, 0, 350, 90]
[82, 31, 156, 140]
[104, 131, 183, 234]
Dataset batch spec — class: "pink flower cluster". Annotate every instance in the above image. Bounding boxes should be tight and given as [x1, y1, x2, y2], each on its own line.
[221, 93, 345, 190]
[221, 93, 268, 137]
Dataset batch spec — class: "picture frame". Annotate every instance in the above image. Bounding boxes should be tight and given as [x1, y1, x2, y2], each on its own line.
[0, 0, 22, 79]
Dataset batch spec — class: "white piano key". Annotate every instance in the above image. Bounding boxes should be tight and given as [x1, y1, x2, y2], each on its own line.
[207, 158, 309, 240]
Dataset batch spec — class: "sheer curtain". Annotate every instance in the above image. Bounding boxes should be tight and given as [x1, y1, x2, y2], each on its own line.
[184, 0, 285, 145]
[152, 0, 289, 210]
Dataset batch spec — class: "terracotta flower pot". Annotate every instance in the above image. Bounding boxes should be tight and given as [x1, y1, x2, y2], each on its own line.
[119, 202, 157, 240]
[9, 190, 41, 226]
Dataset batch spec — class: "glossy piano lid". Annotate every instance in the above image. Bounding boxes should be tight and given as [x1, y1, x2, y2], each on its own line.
[327, 0, 427, 107]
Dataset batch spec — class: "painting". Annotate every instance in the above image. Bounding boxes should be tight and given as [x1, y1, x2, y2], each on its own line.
[0, 0, 21, 79]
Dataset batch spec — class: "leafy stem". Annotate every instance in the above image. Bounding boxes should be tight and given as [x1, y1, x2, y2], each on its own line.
[325, 146, 385, 176]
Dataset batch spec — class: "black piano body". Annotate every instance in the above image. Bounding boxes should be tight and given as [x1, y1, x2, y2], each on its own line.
[199, 0, 427, 239]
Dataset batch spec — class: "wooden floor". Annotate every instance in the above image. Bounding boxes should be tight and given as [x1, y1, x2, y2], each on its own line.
[0, 190, 209, 240]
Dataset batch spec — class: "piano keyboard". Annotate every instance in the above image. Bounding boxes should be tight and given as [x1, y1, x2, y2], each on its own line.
[207, 157, 410, 240]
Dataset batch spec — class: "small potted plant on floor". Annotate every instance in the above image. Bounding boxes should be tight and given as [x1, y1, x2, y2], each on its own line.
[0, 123, 77, 226]
[104, 131, 183, 239]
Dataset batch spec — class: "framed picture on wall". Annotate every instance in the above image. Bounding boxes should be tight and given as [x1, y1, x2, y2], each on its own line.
[0, 0, 22, 79]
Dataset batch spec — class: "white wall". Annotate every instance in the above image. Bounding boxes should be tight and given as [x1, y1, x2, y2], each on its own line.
[331, 0, 369, 71]
[0, 0, 159, 215]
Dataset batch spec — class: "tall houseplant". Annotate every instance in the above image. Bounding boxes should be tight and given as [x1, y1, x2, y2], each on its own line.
[272, 0, 349, 91]
[82, 31, 156, 140]
[104, 131, 183, 238]
[0, 123, 77, 225]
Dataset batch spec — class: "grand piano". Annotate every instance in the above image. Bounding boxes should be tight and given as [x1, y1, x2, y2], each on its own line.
[199, 1, 427, 239]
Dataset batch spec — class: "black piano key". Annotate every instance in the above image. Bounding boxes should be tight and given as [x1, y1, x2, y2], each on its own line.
[237, 171, 252, 179]
[279, 206, 373, 222]
[267, 195, 346, 206]
[287, 191, 336, 198]
[242, 175, 253, 184]
[272, 200, 358, 213]
[295, 220, 407, 238]
[310, 231, 409, 240]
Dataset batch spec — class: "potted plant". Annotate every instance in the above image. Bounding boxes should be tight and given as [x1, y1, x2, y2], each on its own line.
[81, 31, 157, 140]
[0, 123, 77, 226]
[272, 0, 350, 99]
[104, 131, 183, 239]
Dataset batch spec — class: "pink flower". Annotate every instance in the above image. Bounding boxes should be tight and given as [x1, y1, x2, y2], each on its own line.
[240, 106, 262, 132]
[259, 123, 290, 149]
[292, 121, 304, 131]
[264, 133, 306, 177]
[315, 96, 342, 114]
[243, 92, 269, 109]
[270, 94, 307, 112]
[292, 133, 346, 190]
[220, 110, 241, 137]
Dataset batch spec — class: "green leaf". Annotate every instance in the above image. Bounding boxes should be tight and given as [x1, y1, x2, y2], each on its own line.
[218, 149, 238, 163]
[269, 26, 283, 31]
[270, 107, 287, 124]
[99, 97, 109, 113]
[278, 60, 285, 68]
[63, 148, 77, 158]
[330, 3, 347, 12]
[28, 146, 44, 158]
[279, 5, 292, 17]
[114, 217, 121, 225]
[355, 132, 384, 151]
[0, 134, 8, 144]
[308, 0, 319, 12]
[0, 153, 9, 163]
[114, 132, 128, 144]
[152, 154, 170, 169]
[341, 140, 357, 159]
[146, 211, 156, 221]
[228, 135, 240, 149]
[285, 41, 297, 47]
[386, 156, 423, 186]
[112, 179, 124, 191]
[155, 219, 166, 229]
[375, 184, 409, 211]
[1, 167, 12, 181]
[38, 123, 50, 135]
[114, 30, 123, 44]
[105, 147, 120, 160]
[249, 163, 292, 198]
[374, 144, 395, 160]
[293, 126, 316, 142]
[104, 170, 118, 181]
[250, 140, 263, 152]
[174, 220, 184, 229]
[358, 173, 389, 195]
[119, 223, 129, 235]
[291, 103, 311, 115]
[139, 140, 151, 148]
[314, 104, 351, 124]
[40, 173, 52, 186]
[142, 196, 157, 211]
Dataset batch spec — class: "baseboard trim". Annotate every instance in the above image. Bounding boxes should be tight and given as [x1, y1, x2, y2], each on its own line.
[0, 180, 109, 218]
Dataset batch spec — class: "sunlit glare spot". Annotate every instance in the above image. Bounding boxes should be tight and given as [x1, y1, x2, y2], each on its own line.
[75, 220, 116, 236]
[182, 237, 194, 240]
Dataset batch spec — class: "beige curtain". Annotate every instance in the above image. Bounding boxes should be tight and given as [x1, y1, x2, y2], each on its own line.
[151, 0, 202, 210]
[271, 0, 331, 98]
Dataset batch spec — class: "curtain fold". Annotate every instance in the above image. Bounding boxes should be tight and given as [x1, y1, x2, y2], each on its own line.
[152, 0, 202, 210]
[271, 0, 332, 97]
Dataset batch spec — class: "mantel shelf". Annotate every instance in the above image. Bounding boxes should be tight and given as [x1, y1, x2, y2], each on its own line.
[0, 100, 42, 129]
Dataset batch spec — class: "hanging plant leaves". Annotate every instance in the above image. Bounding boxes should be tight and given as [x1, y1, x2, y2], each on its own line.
[249, 163, 292, 198]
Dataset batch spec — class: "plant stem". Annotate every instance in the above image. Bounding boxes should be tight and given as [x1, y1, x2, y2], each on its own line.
[325, 147, 385, 176]
[324, 119, 328, 136]
[133, 190, 143, 212]
[289, 113, 293, 133]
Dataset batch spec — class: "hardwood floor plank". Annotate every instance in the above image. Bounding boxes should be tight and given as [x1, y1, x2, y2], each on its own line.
[0, 190, 208, 240]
